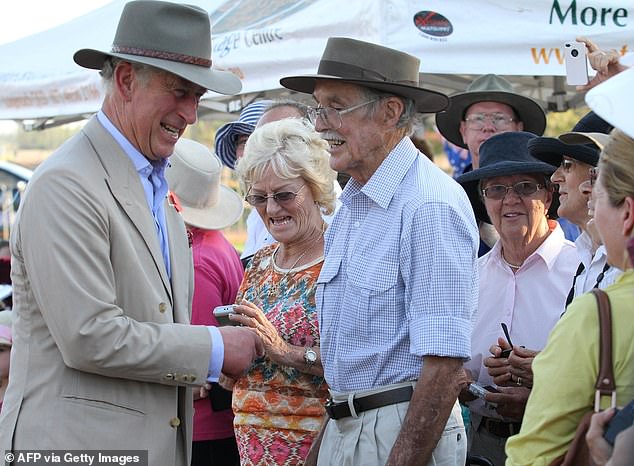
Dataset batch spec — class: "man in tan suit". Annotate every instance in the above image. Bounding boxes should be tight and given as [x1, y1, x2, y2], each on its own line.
[0, 2, 262, 465]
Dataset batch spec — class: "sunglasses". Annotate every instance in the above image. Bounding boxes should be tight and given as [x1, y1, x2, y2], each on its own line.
[245, 185, 305, 207]
[482, 181, 544, 200]
[560, 159, 575, 172]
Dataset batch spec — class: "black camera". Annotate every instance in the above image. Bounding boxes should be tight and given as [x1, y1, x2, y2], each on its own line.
[603, 400, 634, 445]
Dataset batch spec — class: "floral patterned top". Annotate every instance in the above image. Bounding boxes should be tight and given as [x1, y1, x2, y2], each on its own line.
[232, 243, 328, 465]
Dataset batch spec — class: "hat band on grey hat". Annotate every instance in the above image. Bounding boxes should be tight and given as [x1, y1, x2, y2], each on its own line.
[317, 61, 419, 87]
[111, 46, 212, 67]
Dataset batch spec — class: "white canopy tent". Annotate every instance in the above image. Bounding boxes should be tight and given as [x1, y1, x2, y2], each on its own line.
[0, 0, 632, 129]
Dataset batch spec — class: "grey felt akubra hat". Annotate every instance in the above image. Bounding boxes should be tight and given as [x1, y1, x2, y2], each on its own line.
[436, 74, 546, 149]
[280, 37, 449, 113]
[73, 0, 242, 95]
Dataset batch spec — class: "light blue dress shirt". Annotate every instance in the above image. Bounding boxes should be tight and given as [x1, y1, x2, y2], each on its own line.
[316, 137, 479, 392]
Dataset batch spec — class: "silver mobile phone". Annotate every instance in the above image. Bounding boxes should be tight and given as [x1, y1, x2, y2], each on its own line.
[564, 41, 588, 86]
[468, 383, 500, 399]
[212, 305, 239, 326]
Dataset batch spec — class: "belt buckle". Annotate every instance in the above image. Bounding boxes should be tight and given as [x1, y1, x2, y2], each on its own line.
[325, 398, 336, 419]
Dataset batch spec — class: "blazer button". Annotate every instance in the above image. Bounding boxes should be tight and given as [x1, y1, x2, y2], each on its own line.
[164, 373, 175, 381]
[169, 417, 181, 428]
[159, 302, 168, 313]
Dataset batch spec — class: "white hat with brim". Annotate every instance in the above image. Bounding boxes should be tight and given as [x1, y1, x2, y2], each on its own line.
[0, 310, 12, 346]
[73, 0, 241, 95]
[166, 139, 243, 231]
[586, 66, 634, 139]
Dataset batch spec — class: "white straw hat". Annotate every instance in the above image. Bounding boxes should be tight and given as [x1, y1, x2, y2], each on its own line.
[166, 139, 243, 230]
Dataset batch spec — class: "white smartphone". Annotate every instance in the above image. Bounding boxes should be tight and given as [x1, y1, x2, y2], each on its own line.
[212, 305, 239, 326]
[564, 41, 588, 86]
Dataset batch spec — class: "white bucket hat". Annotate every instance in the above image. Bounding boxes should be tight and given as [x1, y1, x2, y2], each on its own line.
[166, 139, 243, 230]
[585, 66, 634, 139]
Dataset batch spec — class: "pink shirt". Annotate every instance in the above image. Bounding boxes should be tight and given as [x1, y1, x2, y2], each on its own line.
[190, 228, 244, 441]
[465, 222, 579, 419]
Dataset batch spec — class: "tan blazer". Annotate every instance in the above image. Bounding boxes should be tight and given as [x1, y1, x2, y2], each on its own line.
[0, 117, 211, 466]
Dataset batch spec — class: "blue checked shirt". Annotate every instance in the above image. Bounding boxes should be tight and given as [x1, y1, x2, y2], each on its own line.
[316, 137, 479, 392]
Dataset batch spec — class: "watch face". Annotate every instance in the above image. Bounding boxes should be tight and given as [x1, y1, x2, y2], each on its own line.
[305, 348, 317, 363]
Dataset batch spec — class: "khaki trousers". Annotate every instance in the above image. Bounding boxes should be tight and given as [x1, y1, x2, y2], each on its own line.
[317, 381, 466, 466]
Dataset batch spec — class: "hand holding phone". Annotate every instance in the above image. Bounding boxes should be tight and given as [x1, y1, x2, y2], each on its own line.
[604, 400, 634, 446]
[468, 383, 500, 399]
[564, 41, 589, 86]
[213, 305, 240, 326]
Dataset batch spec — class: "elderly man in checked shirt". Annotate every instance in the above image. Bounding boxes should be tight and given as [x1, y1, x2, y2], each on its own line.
[281, 38, 479, 466]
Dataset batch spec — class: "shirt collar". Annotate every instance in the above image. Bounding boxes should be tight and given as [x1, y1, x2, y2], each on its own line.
[97, 110, 168, 176]
[340, 137, 418, 210]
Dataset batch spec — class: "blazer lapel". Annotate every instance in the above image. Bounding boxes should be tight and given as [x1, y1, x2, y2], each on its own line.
[82, 117, 173, 303]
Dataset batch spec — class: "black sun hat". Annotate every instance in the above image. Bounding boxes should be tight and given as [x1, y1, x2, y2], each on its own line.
[457, 132, 558, 223]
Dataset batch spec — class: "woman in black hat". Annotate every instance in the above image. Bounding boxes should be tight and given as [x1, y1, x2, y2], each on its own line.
[458, 131, 579, 465]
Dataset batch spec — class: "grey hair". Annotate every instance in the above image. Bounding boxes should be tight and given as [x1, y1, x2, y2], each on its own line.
[357, 86, 419, 136]
[100, 57, 156, 93]
[235, 118, 337, 216]
[265, 99, 310, 119]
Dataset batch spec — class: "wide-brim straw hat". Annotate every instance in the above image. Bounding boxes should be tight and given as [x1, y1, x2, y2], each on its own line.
[528, 111, 612, 167]
[0, 309, 12, 346]
[166, 139, 243, 230]
[280, 37, 449, 113]
[215, 100, 272, 170]
[586, 65, 634, 139]
[457, 131, 557, 224]
[436, 74, 546, 148]
[73, 0, 241, 95]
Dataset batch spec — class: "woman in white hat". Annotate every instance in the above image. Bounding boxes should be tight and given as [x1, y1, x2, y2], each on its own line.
[231, 118, 337, 465]
[166, 138, 245, 466]
[0, 310, 12, 413]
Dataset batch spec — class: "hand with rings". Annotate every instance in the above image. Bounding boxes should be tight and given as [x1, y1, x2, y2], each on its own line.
[231, 299, 289, 364]
[515, 376, 523, 387]
[508, 346, 538, 389]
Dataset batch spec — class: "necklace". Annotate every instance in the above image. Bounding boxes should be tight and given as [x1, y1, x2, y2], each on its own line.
[501, 253, 522, 270]
[268, 223, 325, 297]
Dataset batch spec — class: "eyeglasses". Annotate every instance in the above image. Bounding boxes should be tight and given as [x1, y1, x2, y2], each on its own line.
[481, 181, 544, 200]
[245, 185, 305, 207]
[589, 167, 599, 187]
[464, 113, 516, 130]
[560, 159, 575, 172]
[307, 99, 379, 129]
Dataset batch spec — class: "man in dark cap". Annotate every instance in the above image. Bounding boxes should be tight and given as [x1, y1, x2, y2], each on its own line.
[0, 2, 263, 464]
[281, 37, 479, 466]
[529, 112, 619, 305]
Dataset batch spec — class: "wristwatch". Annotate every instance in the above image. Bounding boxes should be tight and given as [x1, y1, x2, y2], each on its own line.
[304, 347, 317, 367]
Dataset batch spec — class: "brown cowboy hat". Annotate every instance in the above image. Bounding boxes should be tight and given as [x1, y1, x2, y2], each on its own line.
[435, 74, 546, 148]
[73, 0, 241, 95]
[280, 37, 449, 113]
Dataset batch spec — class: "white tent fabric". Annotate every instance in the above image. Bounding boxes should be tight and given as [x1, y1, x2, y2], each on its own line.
[0, 0, 631, 125]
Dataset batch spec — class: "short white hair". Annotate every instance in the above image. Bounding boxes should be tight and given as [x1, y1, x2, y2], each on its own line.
[235, 118, 337, 215]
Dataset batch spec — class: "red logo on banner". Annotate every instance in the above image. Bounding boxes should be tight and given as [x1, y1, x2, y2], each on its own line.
[413, 11, 453, 37]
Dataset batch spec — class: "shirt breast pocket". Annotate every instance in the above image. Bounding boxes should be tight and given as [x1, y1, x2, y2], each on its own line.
[347, 256, 400, 341]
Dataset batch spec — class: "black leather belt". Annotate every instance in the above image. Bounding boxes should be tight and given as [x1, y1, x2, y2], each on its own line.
[325, 386, 414, 420]
[481, 417, 522, 438]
